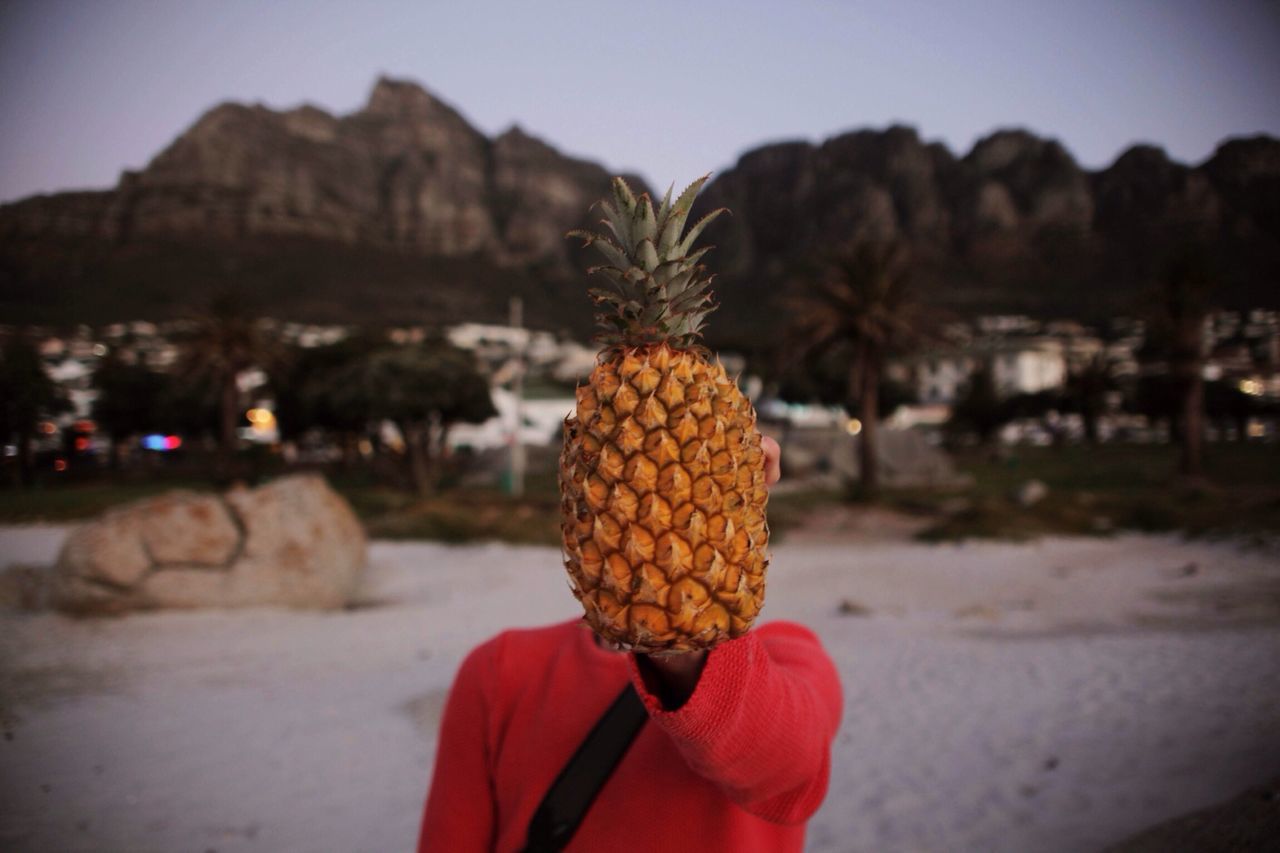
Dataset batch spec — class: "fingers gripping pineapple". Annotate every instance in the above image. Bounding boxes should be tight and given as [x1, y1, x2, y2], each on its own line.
[561, 176, 770, 653]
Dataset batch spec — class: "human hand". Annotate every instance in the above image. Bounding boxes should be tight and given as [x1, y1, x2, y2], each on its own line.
[761, 434, 781, 488]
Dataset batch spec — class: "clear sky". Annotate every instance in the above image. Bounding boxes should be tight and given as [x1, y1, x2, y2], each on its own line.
[1, 0, 1277, 204]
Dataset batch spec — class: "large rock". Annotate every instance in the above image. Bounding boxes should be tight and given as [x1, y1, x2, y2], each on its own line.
[51, 475, 365, 613]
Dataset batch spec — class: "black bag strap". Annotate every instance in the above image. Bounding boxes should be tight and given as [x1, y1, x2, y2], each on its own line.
[521, 682, 648, 853]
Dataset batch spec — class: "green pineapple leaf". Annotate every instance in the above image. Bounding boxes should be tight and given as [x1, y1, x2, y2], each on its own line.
[676, 208, 728, 257]
[655, 182, 674, 230]
[636, 238, 660, 272]
[585, 265, 630, 293]
[611, 178, 637, 216]
[632, 193, 658, 246]
[576, 175, 728, 349]
[570, 230, 631, 271]
[656, 208, 685, 258]
[661, 174, 711, 244]
[595, 199, 634, 253]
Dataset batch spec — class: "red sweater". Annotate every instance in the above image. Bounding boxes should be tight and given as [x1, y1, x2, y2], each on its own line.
[417, 619, 843, 852]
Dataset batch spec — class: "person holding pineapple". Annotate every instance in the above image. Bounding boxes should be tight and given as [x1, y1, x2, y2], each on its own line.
[417, 178, 842, 852]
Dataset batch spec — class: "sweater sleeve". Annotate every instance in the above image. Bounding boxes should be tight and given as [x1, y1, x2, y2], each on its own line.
[417, 638, 501, 853]
[626, 622, 843, 825]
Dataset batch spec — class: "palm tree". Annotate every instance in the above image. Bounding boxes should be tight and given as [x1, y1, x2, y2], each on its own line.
[1146, 247, 1214, 478]
[175, 293, 280, 482]
[788, 240, 924, 496]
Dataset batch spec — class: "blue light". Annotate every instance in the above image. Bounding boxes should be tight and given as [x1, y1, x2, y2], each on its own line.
[142, 434, 168, 451]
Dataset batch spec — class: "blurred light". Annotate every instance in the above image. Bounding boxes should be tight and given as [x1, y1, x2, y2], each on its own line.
[92, 344, 108, 356]
[143, 434, 183, 451]
[1247, 421, 1264, 438]
[1238, 379, 1262, 396]
[53, 458, 67, 472]
[74, 419, 96, 433]
[246, 408, 275, 426]
[846, 418, 863, 435]
[38, 421, 57, 435]
[73, 436, 89, 451]
[357, 439, 373, 457]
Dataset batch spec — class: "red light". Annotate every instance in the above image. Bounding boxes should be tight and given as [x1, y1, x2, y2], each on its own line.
[74, 419, 97, 433]
[74, 436, 89, 451]
[53, 458, 68, 472]
[165, 435, 182, 450]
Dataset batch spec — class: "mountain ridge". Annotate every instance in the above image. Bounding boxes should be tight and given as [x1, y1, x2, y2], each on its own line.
[2, 76, 1277, 339]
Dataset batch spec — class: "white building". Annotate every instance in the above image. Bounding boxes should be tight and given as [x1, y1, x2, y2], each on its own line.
[988, 338, 1067, 397]
[447, 322, 598, 384]
[907, 352, 976, 404]
[447, 387, 574, 451]
[891, 336, 1071, 404]
[45, 356, 97, 420]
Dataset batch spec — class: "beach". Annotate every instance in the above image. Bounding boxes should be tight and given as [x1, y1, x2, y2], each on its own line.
[2, 525, 1278, 852]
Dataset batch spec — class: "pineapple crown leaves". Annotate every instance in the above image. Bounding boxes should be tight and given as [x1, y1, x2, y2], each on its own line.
[567, 175, 729, 350]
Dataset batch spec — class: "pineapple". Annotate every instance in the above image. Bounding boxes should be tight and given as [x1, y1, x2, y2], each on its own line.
[560, 175, 769, 653]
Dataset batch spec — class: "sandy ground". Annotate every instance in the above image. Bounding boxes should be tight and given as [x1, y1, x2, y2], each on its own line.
[1, 525, 1279, 853]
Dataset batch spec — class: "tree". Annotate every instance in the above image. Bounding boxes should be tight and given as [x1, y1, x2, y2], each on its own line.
[0, 335, 69, 486]
[175, 293, 280, 481]
[1064, 353, 1117, 444]
[774, 344, 917, 420]
[949, 361, 1010, 446]
[1204, 380, 1268, 440]
[91, 351, 168, 468]
[329, 343, 496, 494]
[1145, 247, 1214, 478]
[1130, 373, 1178, 434]
[272, 333, 385, 466]
[787, 240, 925, 496]
[1003, 387, 1071, 446]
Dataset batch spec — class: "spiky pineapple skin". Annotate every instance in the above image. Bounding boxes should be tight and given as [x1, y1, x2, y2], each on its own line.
[559, 343, 770, 652]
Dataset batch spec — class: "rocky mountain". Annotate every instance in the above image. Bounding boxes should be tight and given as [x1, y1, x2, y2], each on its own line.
[0, 77, 647, 334]
[693, 126, 1280, 340]
[1, 77, 1277, 340]
[2, 77, 638, 262]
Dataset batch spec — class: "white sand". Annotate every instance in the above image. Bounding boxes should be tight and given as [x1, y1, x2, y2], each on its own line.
[1, 526, 1278, 852]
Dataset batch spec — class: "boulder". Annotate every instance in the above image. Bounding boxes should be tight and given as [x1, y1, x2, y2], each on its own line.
[51, 475, 365, 613]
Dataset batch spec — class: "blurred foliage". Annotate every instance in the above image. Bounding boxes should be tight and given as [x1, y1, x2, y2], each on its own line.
[903, 443, 1280, 542]
[784, 240, 930, 494]
[91, 352, 170, 460]
[8, 440, 1277, 546]
[324, 340, 496, 494]
[0, 335, 71, 486]
[272, 332, 386, 441]
[772, 341, 917, 418]
[1064, 353, 1119, 443]
[1142, 244, 1217, 477]
[948, 361, 1007, 444]
[0, 478, 213, 522]
[174, 292, 283, 481]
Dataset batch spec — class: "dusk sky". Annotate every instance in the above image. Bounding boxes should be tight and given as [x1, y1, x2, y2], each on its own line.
[1, 0, 1277, 204]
